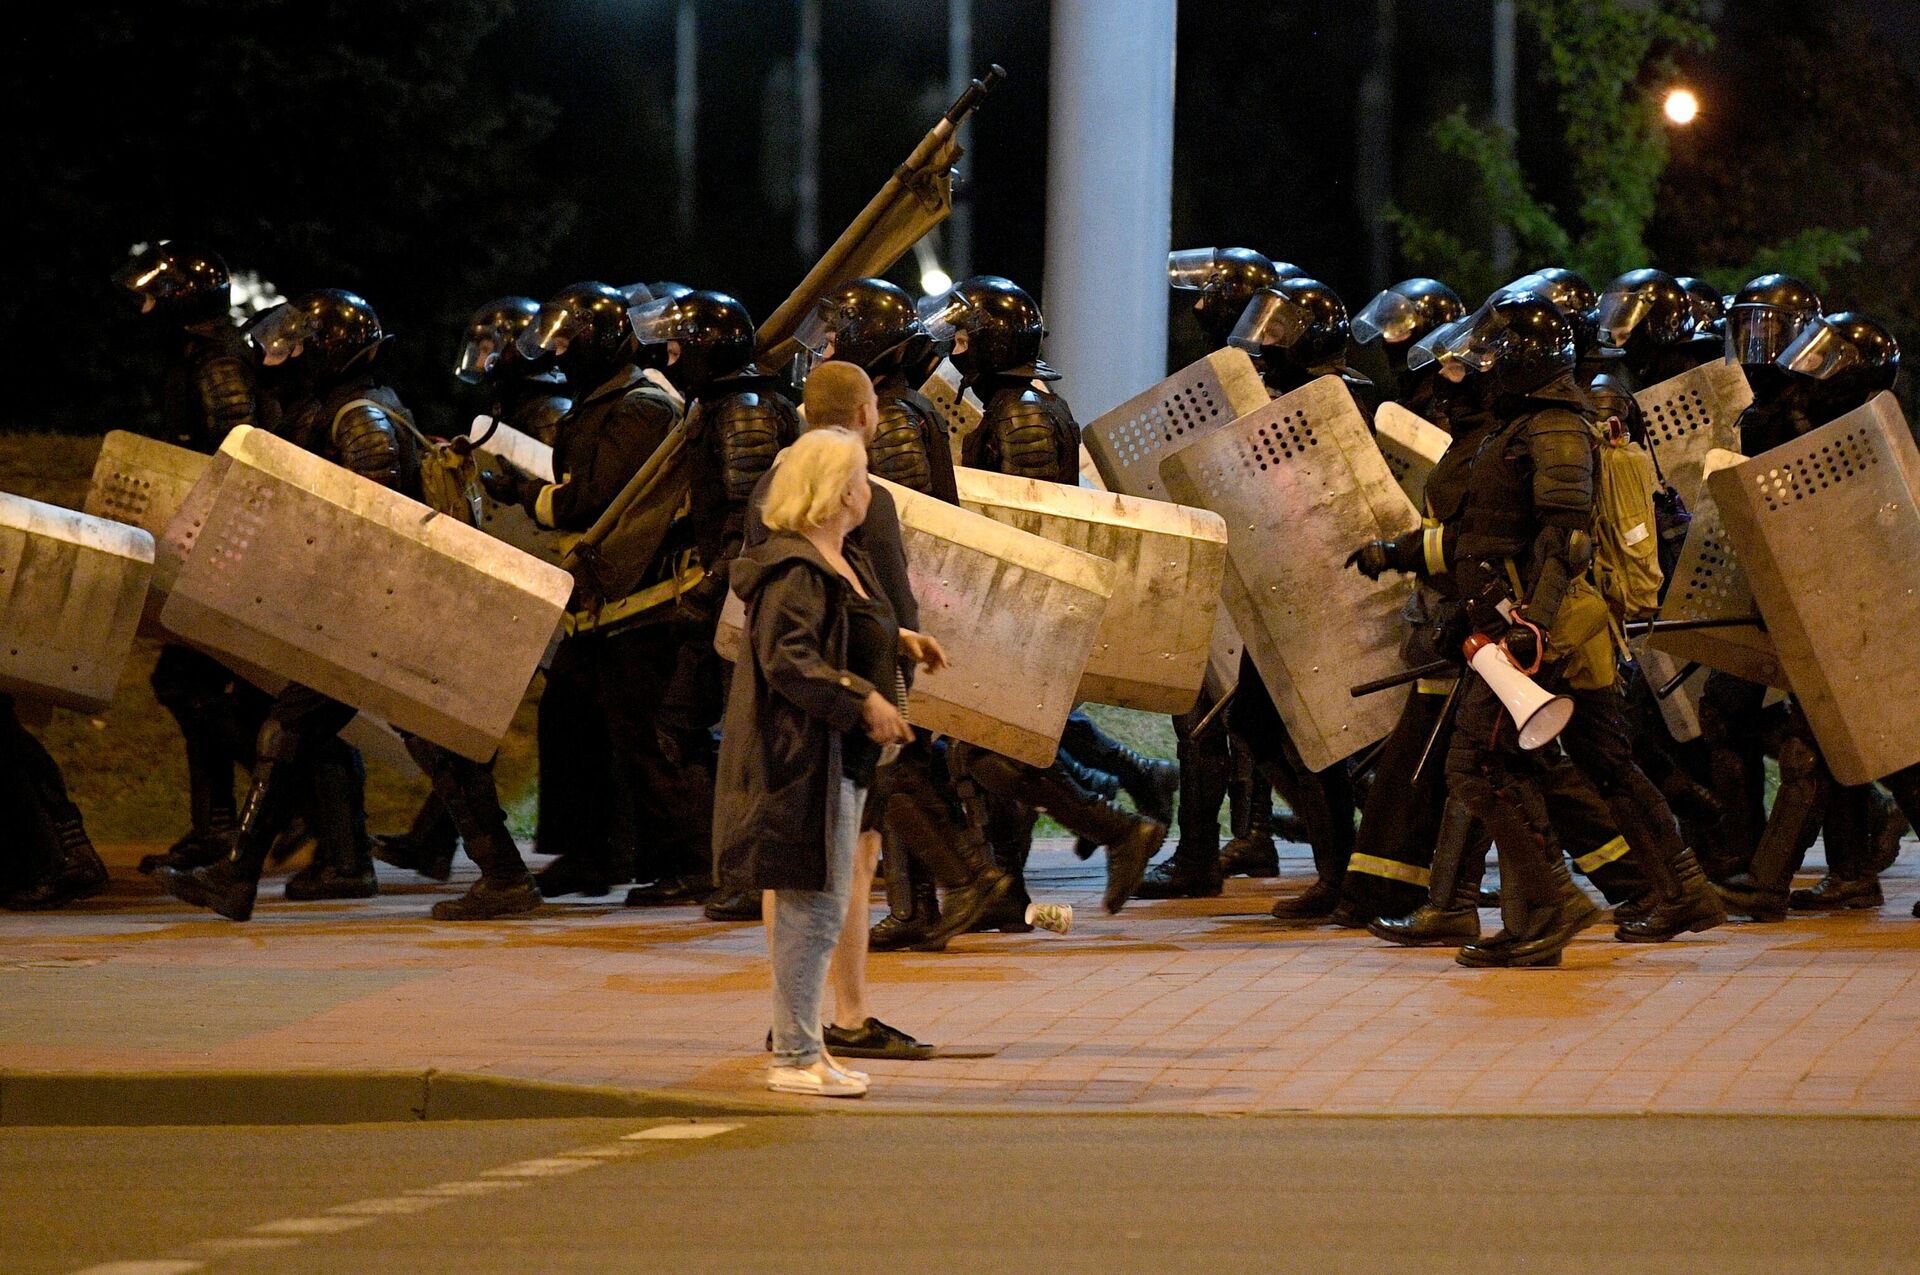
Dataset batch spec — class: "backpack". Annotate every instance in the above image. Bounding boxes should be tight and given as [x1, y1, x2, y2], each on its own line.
[1587, 419, 1664, 624]
[335, 397, 485, 528]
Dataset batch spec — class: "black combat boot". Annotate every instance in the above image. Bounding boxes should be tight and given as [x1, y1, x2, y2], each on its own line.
[1458, 791, 1598, 968]
[432, 820, 542, 922]
[372, 793, 458, 882]
[1135, 744, 1225, 898]
[1063, 711, 1180, 825]
[1058, 751, 1121, 861]
[870, 842, 944, 951]
[6, 803, 109, 910]
[968, 753, 1162, 915]
[1219, 796, 1282, 878]
[284, 748, 377, 901]
[1600, 782, 1727, 942]
[156, 772, 283, 922]
[703, 891, 762, 922]
[140, 759, 240, 875]
[1371, 798, 1486, 946]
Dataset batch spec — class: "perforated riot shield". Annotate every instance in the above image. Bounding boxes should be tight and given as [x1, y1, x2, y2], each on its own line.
[1635, 360, 1753, 510]
[84, 431, 211, 628]
[160, 426, 573, 762]
[953, 467, 1227, 713]
[1708, 393, 1920, 785]
[1372, 402, 1451, 512]
[1082, 348, 1273, 501]
[715, 476, 1114, 767]
[1634, 642, 1707, 743]
[920, 360, 983, 466]
[1159, 375, 1421, 773]
[0, 490, 153, 712]
[1648, 448, 1785, 688]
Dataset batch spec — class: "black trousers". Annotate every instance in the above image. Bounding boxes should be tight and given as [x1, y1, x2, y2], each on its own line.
[0, 695, 72, 889]
[1342, 684, 1452, 918]
[1229, 652, 1355, 886]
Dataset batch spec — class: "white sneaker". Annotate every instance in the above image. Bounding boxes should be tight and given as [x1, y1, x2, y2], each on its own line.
[767, 1061, 868, 1098]
[820, 1051, 869, 1084]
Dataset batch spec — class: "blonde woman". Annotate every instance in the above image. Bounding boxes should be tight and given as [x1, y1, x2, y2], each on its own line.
[713, 428, 939, 1096]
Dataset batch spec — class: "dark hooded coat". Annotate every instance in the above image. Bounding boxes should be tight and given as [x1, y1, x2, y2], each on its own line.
[713, 532, 890, 891]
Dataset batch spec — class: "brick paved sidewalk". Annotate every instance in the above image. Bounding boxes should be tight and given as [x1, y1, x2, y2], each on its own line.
[4, 839, 1919, 1114]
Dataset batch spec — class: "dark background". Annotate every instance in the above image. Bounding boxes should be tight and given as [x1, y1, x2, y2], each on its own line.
[6, 0, 1918, 434]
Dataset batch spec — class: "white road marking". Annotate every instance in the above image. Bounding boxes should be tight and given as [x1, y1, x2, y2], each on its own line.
[249, 1216, 377, 1236]
[405, 1179, 534, 1197]
[622, 1121, 743, 1140]
[190, 1239, 301, 1254]
[67, 1264, 205, 1275]
[480, 1156, 604, 1178]
[326, 1197, 441, 1216]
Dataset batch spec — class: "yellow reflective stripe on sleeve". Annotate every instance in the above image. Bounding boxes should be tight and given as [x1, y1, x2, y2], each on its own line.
[1347, 853, 1432, 888]
[1423, 527, 1447, 575]
[562, 561, 709, 636]
[533, 481, 561, 529]
[1414, 677, 1458, 695]
[1572, 835, 1631, 875]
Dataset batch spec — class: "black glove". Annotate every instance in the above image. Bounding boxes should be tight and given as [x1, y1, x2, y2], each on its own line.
[1345, 541, 1392, 579]
[1499, 613, 1541, 671]
[479, 456, 540, 509]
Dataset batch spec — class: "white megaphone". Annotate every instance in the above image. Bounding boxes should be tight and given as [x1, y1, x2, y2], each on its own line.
[1463, 632, 1574, 750]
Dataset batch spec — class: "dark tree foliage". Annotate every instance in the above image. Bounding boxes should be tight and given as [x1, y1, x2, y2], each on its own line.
[5, 0, 574, 435]
[1655, 0, 1919, 380]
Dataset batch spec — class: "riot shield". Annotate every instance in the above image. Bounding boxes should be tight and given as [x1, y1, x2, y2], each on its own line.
[1634, 360, 1752, 509]
[920, 360, 983, 467]
[1372, 401, 1451, 512]
[1159, 375, 1420, 773]
[465, 419, 568, 566]
[1082, 348, 1272, 501]
[1634, 642, 1706, 743]
[1708, 393, 1920, 785]
[159, 426, 573, 762]
[1648, 448, 1785, 688]
[84, 431, 211, 629]
[0, 490, 153, 712]
[953, 466, 1226, 713]
[715, 476, 1114, 767]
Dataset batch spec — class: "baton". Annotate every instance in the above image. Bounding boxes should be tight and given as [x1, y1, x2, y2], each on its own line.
[1410, 676, 1463, 787]
[1185, 683, 1238, 741]
[1655, 660, 1705, 700]
[1349, 658, 1457, 699]
[1626, 615, 1763, 637]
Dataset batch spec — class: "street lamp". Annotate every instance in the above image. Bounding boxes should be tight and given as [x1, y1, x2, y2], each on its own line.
[1664, 86, 1700, 126]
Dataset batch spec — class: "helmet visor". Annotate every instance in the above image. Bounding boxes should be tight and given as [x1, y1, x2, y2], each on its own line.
[916, 287, 974, 344]
[1595, 289, 1654, 349]
[1405, 316, 1470, 372]
[246, 303, 313, 367]
[516, 304, 575, 361]
[1778, 318, 1862, 382]
[1167, 247, 1224, 292]
[453, 331, 502, 384]
[1227, 290, 1309, 354]
[1725, 304, 1805, 368]
[1352, 290, 1422, 346]
[793, 302, 835, 363]
[1407, 307, 1506, 374]
[627, 293, 715, 347]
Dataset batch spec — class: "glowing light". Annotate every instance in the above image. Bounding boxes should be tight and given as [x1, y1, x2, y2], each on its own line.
[920, 267, 953, 297]
[1664, 87, 1699, 126]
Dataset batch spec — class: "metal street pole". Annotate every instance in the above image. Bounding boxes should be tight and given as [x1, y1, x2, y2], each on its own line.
[1355, 0, 1396, 292]
[1042, 0, 1177, 421]
[674, 0, 698, 240]
[795, 0, 822, 258]
[1491, 0, 1517, 276]
[947, 0, 974, 280]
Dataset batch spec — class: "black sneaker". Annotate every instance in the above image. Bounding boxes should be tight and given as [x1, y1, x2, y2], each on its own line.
[823, 1017, 937, 1060]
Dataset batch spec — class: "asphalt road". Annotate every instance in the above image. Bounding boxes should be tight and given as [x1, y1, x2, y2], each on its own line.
[5, 1115, 1917, 1274]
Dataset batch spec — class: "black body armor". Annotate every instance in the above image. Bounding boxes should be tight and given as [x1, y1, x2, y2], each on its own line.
[965, 372, 1080, 484]
[536, 366, 679, 531]
[870, 384, 958, 501]
[162, 324, 257, 453]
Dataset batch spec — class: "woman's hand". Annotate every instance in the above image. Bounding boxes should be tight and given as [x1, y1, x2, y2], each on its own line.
[860, 690, 913, 745]
[898, 629, 949, 673]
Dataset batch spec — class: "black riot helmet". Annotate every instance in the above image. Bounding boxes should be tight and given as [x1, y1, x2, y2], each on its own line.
[1777, 312, 1901, 414]
[1586, 370, 1646, 441]
[454, 296, 540, 384]
[1676, 276, 1727, 338]
[1499, 267, 1599, 352]
[518, 283, 634, 386]
[919, 276, 1046, 380]
[1595, 268, 1696, 352]
[795, 278, 927, 373]
[247, 289, 386, 385]
[1352, 277, 1466, 353]
[116, 242, 232, 328]
[1407, 292, 1576, 399]
[1169, 247, 1296, 347]
[1228, 277, 1351, 382]
[626, 288, 757, 394]
[1725, 273, 1822, 369]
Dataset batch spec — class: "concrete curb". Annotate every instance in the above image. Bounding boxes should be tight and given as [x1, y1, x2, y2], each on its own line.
[0, 1069, 789, 1127]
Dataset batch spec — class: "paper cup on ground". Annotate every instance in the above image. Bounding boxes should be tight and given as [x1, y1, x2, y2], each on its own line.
[1025, 902, 1073, 934]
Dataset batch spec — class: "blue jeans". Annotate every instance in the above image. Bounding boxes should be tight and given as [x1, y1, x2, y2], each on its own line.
[770, 777, 865, 1067]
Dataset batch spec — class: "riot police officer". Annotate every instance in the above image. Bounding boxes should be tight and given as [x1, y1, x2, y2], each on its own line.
[1595, 268, 1709, 388]
[793, 278, 1018, 947]
[1167, 247, 1300, 348]
[1, 695, 109, 910]
[155, 291, 413, 920]
[920, 276, 1166, 917]
[115, 243, 259, 878]
[484, 282, 687, 901]
[1350, 276, 1465, 415]
[1716, 312, 1905, 919]
[1349, 293, 1724, 964]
